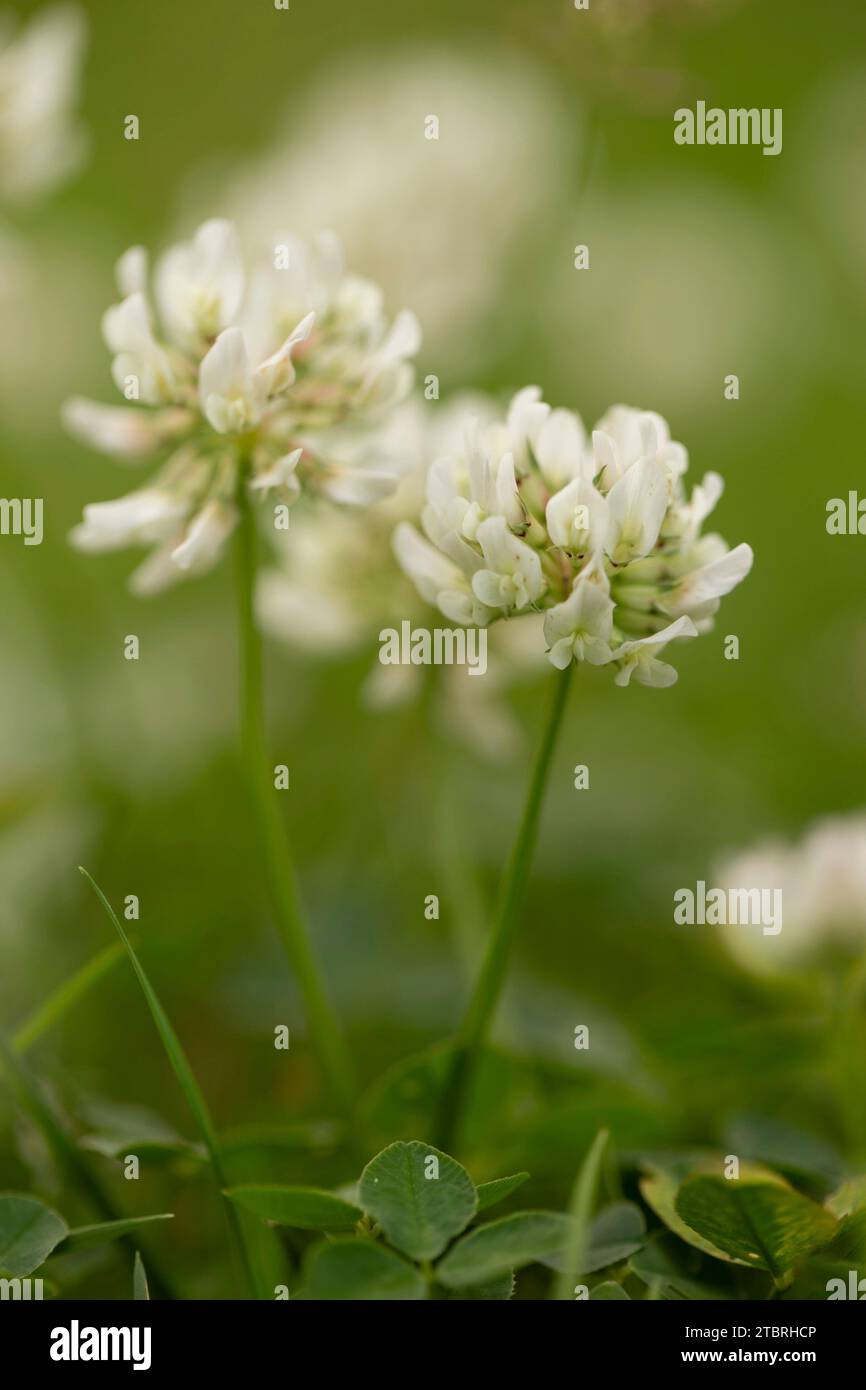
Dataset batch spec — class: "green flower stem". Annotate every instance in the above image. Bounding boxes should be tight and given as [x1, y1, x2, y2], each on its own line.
[234, 477, 356, 1126]
[832, 952, 866, 1164]
[435, 663, 574, 1152]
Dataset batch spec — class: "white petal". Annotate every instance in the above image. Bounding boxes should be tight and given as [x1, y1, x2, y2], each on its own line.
[62, 396, 186, 460]
[101, 292, 152, 354]
[377, 309, 422, 365]
[476, 515, 544, 606]
[506, 385, 549, 455]
[172, 499, 236, 572]
[129, 540, 187, 596]
[155, 218, 245, 346]
[116, 246, 147, 298]
[199, 327, 260, 432]
[472, 568, 508, 608]
[320, 468, 397, 506]
[543, 579, 614, 646]
[605, 457, 668, 562]
[546, 476, 607, 553]
[535, 407, 586, 487]
[255, 310, 315, 396]
[393, 521, 461, 603]
[616, 615, 699, 657]
[249, 448, 303, 492]
[663, 542, 754, 616]
[71, 489, 187, 551]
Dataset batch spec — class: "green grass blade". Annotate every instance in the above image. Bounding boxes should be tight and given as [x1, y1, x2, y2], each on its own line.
[552, 1128, 609, 1301]
[63, 1214, 175, 1251]
[78, 866, 256, 1297]
[79, 869, 223, 1176]
[134, 1250, 150, 1300]
[12, 942, 125, 1054]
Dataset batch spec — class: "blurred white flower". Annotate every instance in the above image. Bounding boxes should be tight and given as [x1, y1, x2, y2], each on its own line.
[64, 219, 420, 592]
[219, 47, 573, 372]
[0, 4, 86, 202]
[257, 393, 547, 758]
[717, 812, 866, 974]
[396, 387, 753, 687]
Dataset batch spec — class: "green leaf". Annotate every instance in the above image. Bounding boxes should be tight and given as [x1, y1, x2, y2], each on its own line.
[225, 1186, 361, 1232]
[476, 1173, 530, 1213]
[724, 1114, 843, 1189]
[776, 1211, 866, 1299]
[552, 1128, 609, 1300]
[77, 1097, 202, 1164]
[586, 1201, 645, 1271]
[359, 1141, 476, 1260]
[0, 1194, 68, 1276]
[62, 1214, 174, 1251]
[444, 1272, 514, 1300]
[640, 1163, 737, 1261]
[826, 1176, 866, 1219]
[0, 1037, 113, 1222]
[675, 1176, 837, 1280]
[133, 1251, 149, 1301]
[590, 1280, 630, 1300]
[0, 1039, 176, 1300]
[437, 1211, 573, 1288]
[303, 1239, 426, 1300]
[630, 1233, 736, 1301]
[543, 1201, 646, 1274]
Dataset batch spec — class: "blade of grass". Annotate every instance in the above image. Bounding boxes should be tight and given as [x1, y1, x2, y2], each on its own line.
[79, 866, 257, 1298]
[552, 1128, 610, 1301]
[133, 1250, 150, 1300]
[12, 941, 125, 1054]
[0, 1033, 176, 1300]
[63, 1214, 174, 1250]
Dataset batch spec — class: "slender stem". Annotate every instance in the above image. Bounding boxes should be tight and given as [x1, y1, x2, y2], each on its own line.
[831, 951, 866, 1164]
[233, 480, 356, 1125]
[435, 663, 574, 1152]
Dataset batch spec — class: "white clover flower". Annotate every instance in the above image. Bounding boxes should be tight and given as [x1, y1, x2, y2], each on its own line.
[396, 388, 753, 689]
[716, 812, 866, 974]
[219, 48, 574, 375]
[543, 571, 615, 671]
[64, 219, 420, 593]
[0, 4, 86, 202]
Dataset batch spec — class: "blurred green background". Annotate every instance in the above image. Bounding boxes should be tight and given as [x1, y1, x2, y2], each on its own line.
[1, 0, 865, 1296]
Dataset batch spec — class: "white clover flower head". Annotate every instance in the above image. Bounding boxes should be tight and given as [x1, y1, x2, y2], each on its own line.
[64, 219, 420, 592]
[396, 387, 753, 689]
[716, 811, 866, 975]
[0, 4, 87, 202]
